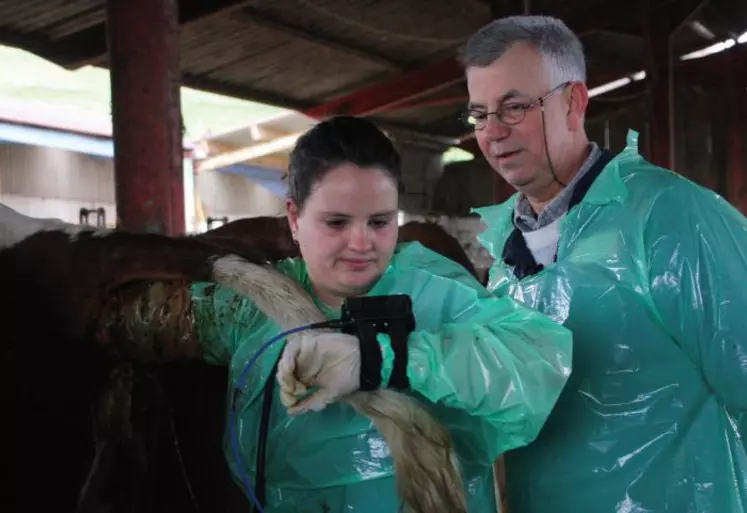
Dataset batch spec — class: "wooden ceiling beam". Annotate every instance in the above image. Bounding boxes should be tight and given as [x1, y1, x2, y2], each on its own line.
[48, 0, 257, 69]
[297, 0, 655, 121]
[302, 59, 466, 119]
[239, 7, 407, 72]
[0, 28, 51, 55]
[181, 73, 314, 111]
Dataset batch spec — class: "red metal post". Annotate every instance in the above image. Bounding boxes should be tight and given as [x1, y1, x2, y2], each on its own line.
[107, 0, 185, 234]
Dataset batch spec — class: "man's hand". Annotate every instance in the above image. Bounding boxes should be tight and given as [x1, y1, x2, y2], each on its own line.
[276, 331, 362, 415]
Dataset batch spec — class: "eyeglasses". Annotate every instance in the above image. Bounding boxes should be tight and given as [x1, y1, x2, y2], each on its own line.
[460, 81, 571, 130]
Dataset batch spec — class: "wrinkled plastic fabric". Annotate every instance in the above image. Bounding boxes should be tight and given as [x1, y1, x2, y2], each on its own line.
[190, 241, 573, 513]
[472, 130, 747, 513]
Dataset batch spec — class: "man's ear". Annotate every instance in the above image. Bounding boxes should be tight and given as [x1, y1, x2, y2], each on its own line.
[567, 82, 589, 131]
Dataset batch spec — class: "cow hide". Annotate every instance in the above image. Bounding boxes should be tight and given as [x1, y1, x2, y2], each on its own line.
[2, 206, 477, 513]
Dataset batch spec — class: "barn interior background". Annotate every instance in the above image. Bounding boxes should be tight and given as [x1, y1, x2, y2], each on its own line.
[0, 0, 745, 280]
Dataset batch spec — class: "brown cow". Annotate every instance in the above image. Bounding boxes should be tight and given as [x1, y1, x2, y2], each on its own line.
[1, 209, 490, 513]
[194, 215, 485, 285]
[1, 226, 281, 513]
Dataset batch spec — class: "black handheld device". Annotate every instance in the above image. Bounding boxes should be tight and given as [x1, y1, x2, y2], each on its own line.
[251, 294, 415, 510]
[340, 294, 415, 391]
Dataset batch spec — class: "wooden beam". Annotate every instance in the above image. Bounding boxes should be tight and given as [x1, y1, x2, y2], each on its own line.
[203, 128, 288, 157]
[301, 2, 662, 119]
[181, 73, 314, 112]
[663, 0, 710, 35]
[51, 0, 257, 69]
[240, 7, 406, 72]
[204, 140, 290, 171]
[490, 0, 530, 18]
[198, 133, 301, 172]
[302, 59, 465, 119]
[43, 5, 104, 39]
[489, 0, 651, 37]
[0, 28, 70, 62]
[244, 154, 289, 171]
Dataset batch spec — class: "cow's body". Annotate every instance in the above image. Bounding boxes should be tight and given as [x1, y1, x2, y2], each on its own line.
[2, 207, 485, 513]
[0, 203, 100, 249]
[2, 218, 276, 513]
[192, 216, 487, 285]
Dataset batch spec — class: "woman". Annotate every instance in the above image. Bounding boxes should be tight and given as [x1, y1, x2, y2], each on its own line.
[191, 116, 573, 512]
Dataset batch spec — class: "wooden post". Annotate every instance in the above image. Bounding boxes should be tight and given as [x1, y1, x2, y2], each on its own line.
[107, 0, 185, 234]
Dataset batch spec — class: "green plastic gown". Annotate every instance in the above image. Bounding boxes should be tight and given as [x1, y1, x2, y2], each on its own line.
[190, 241, 573, 512]
[472, 130, 747, 513]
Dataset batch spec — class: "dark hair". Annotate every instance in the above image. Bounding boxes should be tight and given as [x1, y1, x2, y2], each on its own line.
[287, 116, 402, 209]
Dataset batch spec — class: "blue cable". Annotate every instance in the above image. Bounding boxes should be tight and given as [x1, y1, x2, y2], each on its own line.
[229, 321, 340, 513]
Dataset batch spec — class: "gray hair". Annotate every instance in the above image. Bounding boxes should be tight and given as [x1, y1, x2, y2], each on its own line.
[459, 15, 586, 86]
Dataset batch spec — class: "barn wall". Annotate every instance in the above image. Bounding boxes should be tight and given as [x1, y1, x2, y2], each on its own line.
[0, 142, 285, 228]
[586, 98, 651, 156]
[433, 158, 496, 216]
[0, 142, 116, 225]
[586, 80, 733, 200]
[195, 167, 285, 222]
[389, 129, 452, 215]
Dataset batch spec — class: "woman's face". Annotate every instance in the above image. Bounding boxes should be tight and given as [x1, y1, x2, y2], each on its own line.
[286, 163, 399, 307]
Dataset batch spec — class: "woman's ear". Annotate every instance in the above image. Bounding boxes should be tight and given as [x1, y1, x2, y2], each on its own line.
[286, 199, 300, 241]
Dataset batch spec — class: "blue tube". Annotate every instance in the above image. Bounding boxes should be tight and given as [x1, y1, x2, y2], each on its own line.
[229, 321, 340, 513]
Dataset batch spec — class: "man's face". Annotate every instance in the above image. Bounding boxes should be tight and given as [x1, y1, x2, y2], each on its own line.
[466, 43, 575, 196]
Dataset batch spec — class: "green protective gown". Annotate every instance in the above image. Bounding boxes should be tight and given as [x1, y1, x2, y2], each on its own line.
[472, 130, 747, 513]
[191, 241, 573, 513]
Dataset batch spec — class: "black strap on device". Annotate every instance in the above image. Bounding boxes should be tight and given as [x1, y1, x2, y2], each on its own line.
[340, 294, 415, 390]
[353, 321, 383, 390]
[252, 294, 415, 509]
[387, 317, 413, 390]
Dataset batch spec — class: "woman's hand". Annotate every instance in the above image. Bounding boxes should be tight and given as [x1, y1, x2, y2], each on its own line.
[277, 331, 362, 415]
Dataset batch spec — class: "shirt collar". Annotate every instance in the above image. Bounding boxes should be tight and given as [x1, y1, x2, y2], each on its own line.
[513, 142, 602, 232]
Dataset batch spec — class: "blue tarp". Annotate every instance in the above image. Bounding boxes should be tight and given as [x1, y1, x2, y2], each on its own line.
[0, 121, 113, 158]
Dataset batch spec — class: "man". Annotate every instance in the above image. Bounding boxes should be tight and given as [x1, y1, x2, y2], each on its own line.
[462, 15, 747, 513]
